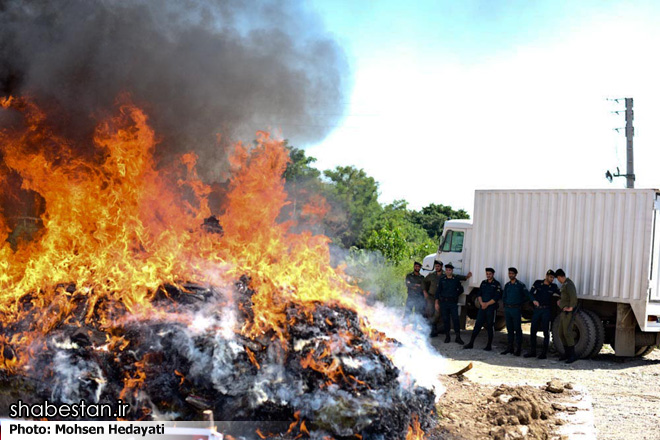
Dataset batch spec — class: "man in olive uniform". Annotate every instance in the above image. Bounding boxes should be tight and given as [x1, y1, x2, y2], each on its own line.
[501, 267, 529, 356]
[464, 267, 502, 351]
[405, 262, 426, 326]
[555, 268, 579, 364]
[436, 263, 472, 344]
[524, 270, 560, 359]
[424, 260, 444, 336]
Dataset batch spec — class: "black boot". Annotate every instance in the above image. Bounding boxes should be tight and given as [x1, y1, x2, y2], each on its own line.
[500, 345, 513, 355]
[455, 334, 465, 345]
[430, 328, 439, 338]
[444, 333, 451, 343]
[565, 345, 577, 364]
[463, 336, 475, 349]
[484, 335, 493, 351]
[558, 348, 568, 361]
[537, 349, 547, 360]
[525, 338, 537, 358]
[514, 343, 522, 356]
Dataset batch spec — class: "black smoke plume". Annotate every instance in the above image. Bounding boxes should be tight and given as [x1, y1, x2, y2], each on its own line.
[0, 0, 350, 178]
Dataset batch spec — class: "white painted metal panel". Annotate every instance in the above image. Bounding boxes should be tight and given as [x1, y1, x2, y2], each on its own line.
[468, 189, 658, 329]
[650, 194, 660, 301]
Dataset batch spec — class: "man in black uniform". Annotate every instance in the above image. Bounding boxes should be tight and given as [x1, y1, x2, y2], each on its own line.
[524, 270, 560, 359]
[436, 263, 472, 344]
[464, 267, 502, 351]
[501, 267, 530, 356]
[405, 261, 426, 325]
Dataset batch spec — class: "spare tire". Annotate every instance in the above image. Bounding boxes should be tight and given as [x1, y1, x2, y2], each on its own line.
[552, 310, 597, 358]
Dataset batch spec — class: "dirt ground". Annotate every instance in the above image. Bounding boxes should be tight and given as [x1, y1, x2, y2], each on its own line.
[430, 322, 660, 440]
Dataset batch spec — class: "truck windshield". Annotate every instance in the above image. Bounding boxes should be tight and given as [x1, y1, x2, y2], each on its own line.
[441, 230, 464, 253]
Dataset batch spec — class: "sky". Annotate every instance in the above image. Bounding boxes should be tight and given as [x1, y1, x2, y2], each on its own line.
[299, 0, 660, 214]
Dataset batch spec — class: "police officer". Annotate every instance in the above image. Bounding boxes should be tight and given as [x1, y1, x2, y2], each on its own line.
[555, 268, 578, 363]
[501, 267, 529, 356]
[405, 261, 426, 322]
[464, 267, 502, 351]
[524, 270, 560, 359]
[436, 263, 472, 344]
[424, 260, 444, 336]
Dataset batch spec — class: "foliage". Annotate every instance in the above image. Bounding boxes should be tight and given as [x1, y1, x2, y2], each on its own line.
[322, 166, 382, 248]
[410, 203, 469, 241]
[363, 227, 408, 263]
[283, 144, 321, 182]
[342, 248, 408, 306]
[281, 145, 469, 271]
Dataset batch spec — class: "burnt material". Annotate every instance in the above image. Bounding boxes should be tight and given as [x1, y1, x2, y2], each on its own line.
[0, 278, 437, 439]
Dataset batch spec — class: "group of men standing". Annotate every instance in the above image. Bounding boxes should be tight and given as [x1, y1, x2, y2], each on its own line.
[405, 262, 580, 363]
[405, 260, 472, 343]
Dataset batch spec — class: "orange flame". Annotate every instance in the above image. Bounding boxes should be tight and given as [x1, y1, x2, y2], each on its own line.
[406, 414, 425, 440]
[0, 97, 362, 384]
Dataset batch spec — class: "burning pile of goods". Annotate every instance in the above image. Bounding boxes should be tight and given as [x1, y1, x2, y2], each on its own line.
[0, 98, 436, 439]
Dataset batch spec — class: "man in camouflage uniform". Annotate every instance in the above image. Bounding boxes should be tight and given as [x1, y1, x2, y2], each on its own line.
[524, 270, 560, 359]
[464, 267, 502, 351]
[424, 260, 445, 337]
[405, 261, 426, 327]
[555, 268, 578, 364]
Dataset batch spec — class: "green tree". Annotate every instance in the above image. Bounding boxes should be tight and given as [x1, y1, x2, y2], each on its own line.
[363, 227, 407, 262]
[322, 166, 382, 248]
[281, 145, 326, 228]
[283, 145, 321, 182]
[364, 200, 435, 262]
[410, 203, 469, 241]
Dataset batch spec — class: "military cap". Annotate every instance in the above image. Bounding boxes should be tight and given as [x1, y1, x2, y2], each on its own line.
[508, 267, 518, 274]
[485, 267, 495, 273]
[444, 263, 454, 269]
[434, 260, 443, 266]
[546, 269, 556, 277]
[413, 261, 422, 266]
[555, 268, 566, 277]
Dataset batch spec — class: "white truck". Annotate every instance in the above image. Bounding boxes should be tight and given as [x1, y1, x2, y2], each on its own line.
[422, 189, 660, 358]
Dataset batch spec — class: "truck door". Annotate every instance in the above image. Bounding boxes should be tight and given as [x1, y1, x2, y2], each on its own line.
[439, 229, 466, 274]
[651, 195, 660, 301]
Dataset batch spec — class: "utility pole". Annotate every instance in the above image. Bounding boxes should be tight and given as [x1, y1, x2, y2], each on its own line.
[624, 98, 635, 188]
[605, 97, 635, 187]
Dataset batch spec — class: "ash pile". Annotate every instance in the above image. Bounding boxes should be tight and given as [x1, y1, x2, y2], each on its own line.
[0, 276, 436, 439]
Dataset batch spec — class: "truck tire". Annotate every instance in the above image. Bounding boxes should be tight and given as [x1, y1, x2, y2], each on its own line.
[582, 309, 605, 358]
[494, 315, 507, 331]
[634, 345, 656, 357]
[466, 290, 480, 320]
[551, 310, 597, 358]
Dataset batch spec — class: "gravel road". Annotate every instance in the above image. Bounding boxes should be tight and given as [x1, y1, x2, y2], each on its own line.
[431, 322, 660, 440]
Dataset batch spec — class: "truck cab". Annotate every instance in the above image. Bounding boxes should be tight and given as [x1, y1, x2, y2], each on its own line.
[421, 219, 473, 305]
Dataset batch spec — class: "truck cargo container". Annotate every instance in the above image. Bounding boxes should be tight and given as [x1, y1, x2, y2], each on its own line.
[422, 189, 660, 357]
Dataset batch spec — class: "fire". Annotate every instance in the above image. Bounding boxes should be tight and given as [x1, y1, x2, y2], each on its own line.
[406, 414, 425, 440]
[0, 96, 359, 375]
[0, 97, 436, 438]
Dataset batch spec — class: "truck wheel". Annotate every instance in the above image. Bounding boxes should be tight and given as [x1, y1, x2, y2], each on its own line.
[551, 310, 597, 358]
[466, 290, 480, 320]
[582, 309, 605, 358]
[634, 345, 656, 357]
[494, 315, 507, 331]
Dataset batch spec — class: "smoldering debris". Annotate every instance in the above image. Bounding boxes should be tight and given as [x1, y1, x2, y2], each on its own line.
[0, 276, 436, 439]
